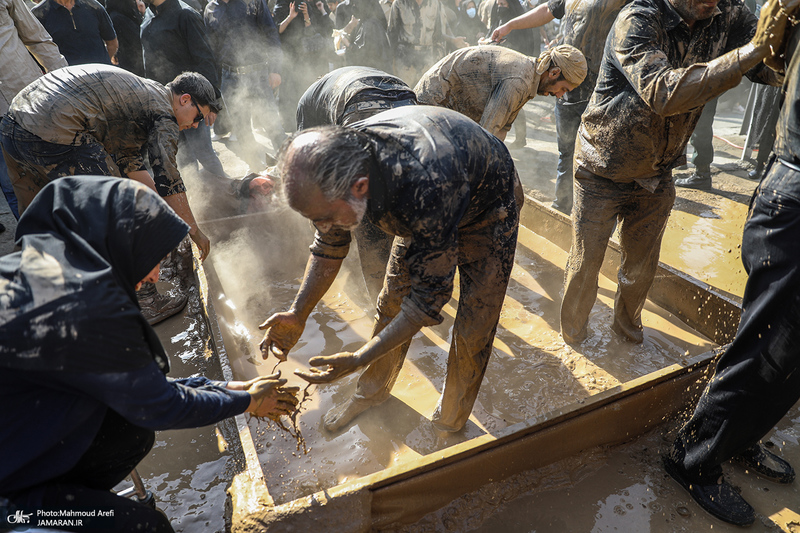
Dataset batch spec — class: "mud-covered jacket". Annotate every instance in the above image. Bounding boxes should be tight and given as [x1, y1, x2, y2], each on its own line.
[575, 0, 779, 187]
[309, 106, 517, 328]
[414, 45, 539, 138]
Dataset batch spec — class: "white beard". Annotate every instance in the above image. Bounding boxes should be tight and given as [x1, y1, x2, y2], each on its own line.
[339, 195, 368, 231]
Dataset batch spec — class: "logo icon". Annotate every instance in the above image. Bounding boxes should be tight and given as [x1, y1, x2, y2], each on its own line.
[7, 510, 33, 524]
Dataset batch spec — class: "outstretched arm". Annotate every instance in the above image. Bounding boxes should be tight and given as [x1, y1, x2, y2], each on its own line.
[491, 2, 554, 42]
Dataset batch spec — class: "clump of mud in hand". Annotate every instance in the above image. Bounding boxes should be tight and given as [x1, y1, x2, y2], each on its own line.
[250, 360, 315, 455]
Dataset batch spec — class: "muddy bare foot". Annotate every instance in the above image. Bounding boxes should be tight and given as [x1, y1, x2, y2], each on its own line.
[323, 397, 373, 432]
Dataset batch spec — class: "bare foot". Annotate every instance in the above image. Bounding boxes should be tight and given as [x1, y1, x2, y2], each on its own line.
[323, 397, 373, 432]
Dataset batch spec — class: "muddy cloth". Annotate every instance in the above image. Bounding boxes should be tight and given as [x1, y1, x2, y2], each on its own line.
[387, 0, 451, 85]
[414, 45, 539, 139]
[562, 0, 777, 342]
[296, 66, 416, 302]
[32, 0, 116, 66]
[140, 0, 219, 91]
[0, 0, 67, 115]
[0, 177, 251, 499]
[0, 64, 185, 211]
[296, 66, 416, 130]
[311, 106, 522, 430]
[671, 26, 800, 482]
[546, 0, 628, 212]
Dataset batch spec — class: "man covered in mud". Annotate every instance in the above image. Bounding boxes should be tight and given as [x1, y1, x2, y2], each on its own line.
[663, 2, 800, 525]
[260, 106, 522, 434]
[296, 66, 417, 303]
[559, 0, 785, 345]
[491, 0, 629, 213]
[0, 65, 216, 261]
[414, 44, 586, 141]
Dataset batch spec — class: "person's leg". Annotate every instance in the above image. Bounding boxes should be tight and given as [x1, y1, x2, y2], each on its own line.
[612, 178, 675, 343]
[665, 161, 800, 526]
[353, 220, 394, 307]
[9, 409, 173, 533]
[560, 169, 620, 343]
[323, 237, 414, 431]
[508, 108, 527, 149]
[0, 118, 111, 213]
[676, 161, 800, 476]
[552, 100, 586, 214]
[676, 98, 717, 189]
[0, 149, 19, 219]
[178, 123, 227, 179]
[431, 186, 520, 432]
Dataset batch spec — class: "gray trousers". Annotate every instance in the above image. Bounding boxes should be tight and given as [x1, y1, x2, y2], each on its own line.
[351, 177, 522, 431]
[561, 168, 675, 342]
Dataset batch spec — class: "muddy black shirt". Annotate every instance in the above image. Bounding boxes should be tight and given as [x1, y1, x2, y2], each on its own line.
[204, 0, 282, 72]
[576, 0, 778, 186]
[296, 66, 416, 130]
[309, 106, 517, 327]
[547, 0, 628, 105]
[775, 27, 800, 165]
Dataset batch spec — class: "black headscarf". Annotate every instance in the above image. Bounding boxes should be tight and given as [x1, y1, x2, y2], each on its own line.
[0, 177, 189, 374]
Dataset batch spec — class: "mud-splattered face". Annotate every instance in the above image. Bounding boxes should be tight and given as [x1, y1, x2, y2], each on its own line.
[293, 185, 365, 233]
[538, 68, 578, 98]
[669, 0, 719, 25]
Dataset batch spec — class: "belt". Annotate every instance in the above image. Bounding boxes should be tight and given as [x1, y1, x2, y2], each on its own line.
[221, 63, 269, 75]
[778, 156, 800, 173]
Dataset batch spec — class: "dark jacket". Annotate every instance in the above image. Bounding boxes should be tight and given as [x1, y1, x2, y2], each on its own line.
[106, 0, 145, 75]
[141, 0, 220, 91]
[0, 177, 250, 495]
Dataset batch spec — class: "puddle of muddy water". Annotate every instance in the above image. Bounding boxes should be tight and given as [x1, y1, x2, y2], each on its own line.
[201, 208, 717, 506]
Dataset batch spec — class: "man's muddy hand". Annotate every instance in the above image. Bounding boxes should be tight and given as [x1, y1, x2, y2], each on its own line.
[753, 0, 800, 61]
[259, 312, 305, 361]
[294, 352, 365, 384]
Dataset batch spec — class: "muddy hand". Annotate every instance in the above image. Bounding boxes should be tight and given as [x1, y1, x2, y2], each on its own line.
[294, 352, 364, 384]
[259, 311, 305, 361]
[246, 375, 300, 418]
[754, 0, 800, 59]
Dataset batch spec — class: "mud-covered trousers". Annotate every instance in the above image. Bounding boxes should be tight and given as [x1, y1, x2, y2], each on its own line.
[674, 159, 800, 480]
[350, 176, 522, 432]
[0, 115, 119, 214]
[6, 409, 173, 532]
[561, 168, 675, 343]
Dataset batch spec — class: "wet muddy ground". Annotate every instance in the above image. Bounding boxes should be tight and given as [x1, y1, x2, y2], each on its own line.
[2, 96, 797, 532]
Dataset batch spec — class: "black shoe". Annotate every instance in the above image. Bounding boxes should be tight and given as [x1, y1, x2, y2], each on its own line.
[136, 282, 189, 326]
[734, 444, 795, 484]
[663, 453, 755, 526]
[675, 173, 712, 190]
[747, 164, 764, 181]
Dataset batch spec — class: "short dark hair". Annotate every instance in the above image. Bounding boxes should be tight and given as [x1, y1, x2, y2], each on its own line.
[167, 72, 221, 113]
[278, 126, 373, 204]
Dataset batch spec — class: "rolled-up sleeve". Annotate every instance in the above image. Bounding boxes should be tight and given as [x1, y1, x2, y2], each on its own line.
[309, 226, 352, 259]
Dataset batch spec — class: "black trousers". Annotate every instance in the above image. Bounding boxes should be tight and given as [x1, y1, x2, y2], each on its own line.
[8, 409, 173, 532]
[676, 159, 800, 480]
